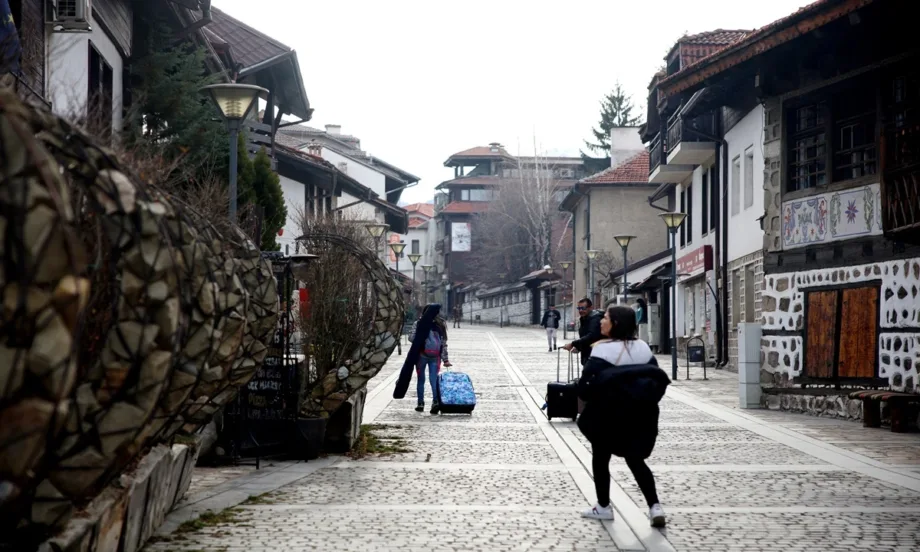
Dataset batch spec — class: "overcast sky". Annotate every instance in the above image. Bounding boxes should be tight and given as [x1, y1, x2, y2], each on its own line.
[214, 0, 811, 204]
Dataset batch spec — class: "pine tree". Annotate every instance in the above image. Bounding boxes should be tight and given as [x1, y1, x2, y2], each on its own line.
[250, 148, 287, 251]
[584, 82, 644, 154]
[127, 7, 228, 182]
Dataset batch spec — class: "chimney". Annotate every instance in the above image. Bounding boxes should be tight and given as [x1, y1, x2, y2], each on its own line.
[609, 127, 644, 168]
[306, 141, 322, 157]
[488, 142, 502, 153]
[325, 124, 341, 135]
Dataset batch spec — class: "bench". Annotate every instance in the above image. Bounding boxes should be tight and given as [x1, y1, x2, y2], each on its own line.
[848, 390, 920, 433]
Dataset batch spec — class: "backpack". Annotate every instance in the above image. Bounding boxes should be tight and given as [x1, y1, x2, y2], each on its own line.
[422, 329, 441, 357]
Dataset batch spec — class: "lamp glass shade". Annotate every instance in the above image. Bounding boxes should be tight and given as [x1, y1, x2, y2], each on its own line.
[407, 254, 422, 265]
[365, 223, 389, 238]
[421, 264, 433, 273]
[614, 235, 636, 249]
[200, 84, 268, 120]
[389, 242, 407, 255]
[559, 261, 572, 270]
[659, 212, 688, 229]
[585, 249, 599, 260]
[289, 253, 318, 280]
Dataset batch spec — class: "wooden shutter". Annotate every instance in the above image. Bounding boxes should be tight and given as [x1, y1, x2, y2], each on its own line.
[838, 287, 879, 378]
[805, 291, 838, 378]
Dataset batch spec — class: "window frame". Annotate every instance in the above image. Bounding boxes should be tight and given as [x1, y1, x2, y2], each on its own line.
[87, 41, 114, 137]
[784, 81, 880, 195]
[731, 155, 741, 216]
[744, 146, 755, 209]
[701, 169, 709, 235]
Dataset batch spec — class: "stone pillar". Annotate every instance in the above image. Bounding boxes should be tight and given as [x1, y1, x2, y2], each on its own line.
[323, 386, 367, 453]
[738, 322, 763, 409]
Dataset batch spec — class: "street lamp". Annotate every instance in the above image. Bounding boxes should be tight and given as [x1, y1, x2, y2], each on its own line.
[199, 83, 269, 223]
[585, 250, 599, 307]
[659, 212, 688, 380]
[388, 241, 406, 276]
[365, 223, 389, 258]
[559, 261, 572, 339]
[614, 235, 636, 304]
[421, 264, 433, 305]
[407, 253, 422, 306]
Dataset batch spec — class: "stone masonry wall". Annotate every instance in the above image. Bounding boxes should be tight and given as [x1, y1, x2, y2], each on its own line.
[474, 290, 534, 325]
[727, 251, 764, 372]
[760, 259, 920, 393]
[762, 97, 783, 254]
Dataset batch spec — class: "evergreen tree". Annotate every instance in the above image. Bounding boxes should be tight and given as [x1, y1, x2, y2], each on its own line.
[127, 7, 228, 183]
[584, 82, 644, 154]
[250, 148, 286, 251]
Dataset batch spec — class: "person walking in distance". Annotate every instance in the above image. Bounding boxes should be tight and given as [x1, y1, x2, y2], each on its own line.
[577, 305, 670, 527]
[453, 304, 462, 329]
[541, 305, 562, 352]
[563, 298, 605, 366]
[409, 304, 451, 414]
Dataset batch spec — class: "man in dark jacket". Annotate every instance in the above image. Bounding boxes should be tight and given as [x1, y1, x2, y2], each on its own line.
[540, 305, 562, 352]
[563, 298, 604, 366]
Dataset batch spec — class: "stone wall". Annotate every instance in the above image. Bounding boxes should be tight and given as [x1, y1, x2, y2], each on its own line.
[727, 251, 764, 372]
[760, 390, 863, 421]
[37, 442, 199, 552]
[473, 288, 535, 325]
[760, 259, 920, 392]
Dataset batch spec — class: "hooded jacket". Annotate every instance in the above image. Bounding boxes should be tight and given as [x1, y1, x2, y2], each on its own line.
[576, 356, 671, 459]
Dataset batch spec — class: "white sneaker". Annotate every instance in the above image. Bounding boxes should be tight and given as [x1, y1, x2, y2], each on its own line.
[581, 503, 614, 520]
[649, 503, 666, 527]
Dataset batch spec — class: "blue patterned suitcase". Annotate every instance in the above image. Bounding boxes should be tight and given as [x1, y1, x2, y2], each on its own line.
[437, 371, 476, 414]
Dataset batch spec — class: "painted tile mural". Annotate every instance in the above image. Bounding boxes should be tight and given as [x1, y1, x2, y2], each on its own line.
[781, 183, 881, 249]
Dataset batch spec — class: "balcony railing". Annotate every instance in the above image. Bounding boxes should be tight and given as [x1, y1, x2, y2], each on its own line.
[666, 111, 717, 153]
[649, 136, 663, 175]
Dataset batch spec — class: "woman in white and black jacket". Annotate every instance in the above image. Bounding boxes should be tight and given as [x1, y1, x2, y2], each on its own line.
[576, 305, 671, 528]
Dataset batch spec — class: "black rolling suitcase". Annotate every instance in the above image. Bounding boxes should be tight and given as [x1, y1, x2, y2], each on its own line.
[546, 349, 579, 421]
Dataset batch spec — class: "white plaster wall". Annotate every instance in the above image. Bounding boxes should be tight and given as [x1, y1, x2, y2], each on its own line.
[390, 226, 430, 278]
[726, 105, 765, 262]
[339, 191, 378, 222]
[472, 291, 533, 325]
[321, 149, 386, 197]
[675, 166, 717, 338]
[48, 18, 124, 131]
[278, 174, 305, 255]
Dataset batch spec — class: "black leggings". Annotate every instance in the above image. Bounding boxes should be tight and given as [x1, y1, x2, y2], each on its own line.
[592, 446, 659, 508]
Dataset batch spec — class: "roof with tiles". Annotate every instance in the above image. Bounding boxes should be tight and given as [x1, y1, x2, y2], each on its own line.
[578, 151, 650, 184]
[404, 203, 435, 218]
[208, 8, 293, 70]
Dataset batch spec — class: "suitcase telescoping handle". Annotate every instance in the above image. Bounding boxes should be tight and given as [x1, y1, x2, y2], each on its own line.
[557, 348, 575, 383]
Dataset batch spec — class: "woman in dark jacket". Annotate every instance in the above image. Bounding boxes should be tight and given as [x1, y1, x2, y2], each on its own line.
[576, 305, 670, 527]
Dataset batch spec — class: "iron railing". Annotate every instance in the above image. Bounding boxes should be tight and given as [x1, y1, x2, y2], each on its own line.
[666, 111, 717, 153]
[649, 135, 663, 175]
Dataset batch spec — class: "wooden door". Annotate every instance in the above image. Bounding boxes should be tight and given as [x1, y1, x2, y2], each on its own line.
[837, 287, 879, 378]
[805, 291, 838, 378]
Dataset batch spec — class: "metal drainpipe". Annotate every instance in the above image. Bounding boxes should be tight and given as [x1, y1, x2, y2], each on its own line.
[720, 130, 730, 368]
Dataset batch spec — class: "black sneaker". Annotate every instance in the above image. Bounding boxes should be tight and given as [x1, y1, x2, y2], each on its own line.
[415, 404, 424, 412]
[430, 402, 440, 415]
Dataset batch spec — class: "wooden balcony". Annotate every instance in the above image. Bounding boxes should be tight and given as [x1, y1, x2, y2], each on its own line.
[648, 131, 693, 184]
[648, 136, 663, 176]
[666, 112, 717, 166]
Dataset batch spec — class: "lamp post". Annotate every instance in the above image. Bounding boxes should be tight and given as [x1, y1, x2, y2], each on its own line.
[585, 250, 599, 307]
[559, 261, 572, 339]
[365, 223, 389, 259]
[659, 212, 688, 380]
[388, 241, 406, 277]
[199, 83, 269, 223]
[421, 264, 433, 305]
[407, 253, 422, 307]
[614, 235, 636, 304]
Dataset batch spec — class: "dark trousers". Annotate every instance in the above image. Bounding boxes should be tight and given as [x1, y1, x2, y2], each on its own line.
[592, 445, 659, 508]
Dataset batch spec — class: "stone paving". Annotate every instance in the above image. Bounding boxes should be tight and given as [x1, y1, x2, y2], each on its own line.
[149, 326, 920, 552]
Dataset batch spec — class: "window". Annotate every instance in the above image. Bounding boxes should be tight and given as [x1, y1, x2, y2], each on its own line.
[731, 156, 741, 215]
[686, 183, 693, 245]
[701, 170, 709, 234]
[411, 240, 420, 255]
[788, 101, 827, 191]
[744, 265, 756, 323]
[732, 269, 742, 328]
[460, 189, 494, 201]
[710, 167, 718, 233]
[744, 147, 754, 209]
[786, 85, 878, 192]
[679, 189, 686, 247]
[88, 43, 114, 137]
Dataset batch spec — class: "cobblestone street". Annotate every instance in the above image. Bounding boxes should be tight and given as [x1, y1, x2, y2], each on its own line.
[150, 327, 920, 552]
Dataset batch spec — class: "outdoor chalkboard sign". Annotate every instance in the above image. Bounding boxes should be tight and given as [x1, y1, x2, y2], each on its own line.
[237, 254, 294, 453]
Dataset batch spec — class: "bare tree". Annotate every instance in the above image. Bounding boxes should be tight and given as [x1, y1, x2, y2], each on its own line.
[469, 141, 573, 282]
